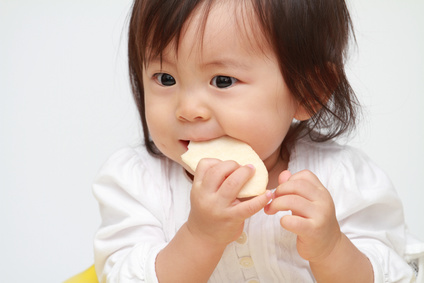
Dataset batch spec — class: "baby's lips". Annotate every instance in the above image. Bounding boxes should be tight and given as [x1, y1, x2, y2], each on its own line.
[179, 140, 190, 150]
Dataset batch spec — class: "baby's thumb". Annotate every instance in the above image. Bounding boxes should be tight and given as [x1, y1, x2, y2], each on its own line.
[278, 170, 292, 184]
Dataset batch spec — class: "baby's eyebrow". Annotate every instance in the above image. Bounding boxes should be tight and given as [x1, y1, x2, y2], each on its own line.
[201, 59, 250, 70]
[145, 55, 174, 69]
[145, 54, 251, 71]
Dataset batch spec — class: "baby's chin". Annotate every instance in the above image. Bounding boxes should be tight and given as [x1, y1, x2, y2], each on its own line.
[178, 159, 195, 177]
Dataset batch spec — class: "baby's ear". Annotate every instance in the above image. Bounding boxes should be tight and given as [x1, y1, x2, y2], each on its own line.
[293, 97, 327, 121]
[294, 104, 313, 121]
[294, 93, 332, 121]
[294, 62, 336, 121]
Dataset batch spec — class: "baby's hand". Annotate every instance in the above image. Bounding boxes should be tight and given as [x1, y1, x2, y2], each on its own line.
[265, 170, 342, 263]
[187, 158, 272, 246]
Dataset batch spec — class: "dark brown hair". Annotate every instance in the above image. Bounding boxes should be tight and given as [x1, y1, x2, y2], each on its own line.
[128, 0, 359, 156]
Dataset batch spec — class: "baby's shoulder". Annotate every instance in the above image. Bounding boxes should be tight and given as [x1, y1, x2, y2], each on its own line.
[291, 138, 383, 179]
[291, 138, 363, 168]
[291, 138, 391, 191]
[100, 146, 163, 176]
[94, 145, 181, 196]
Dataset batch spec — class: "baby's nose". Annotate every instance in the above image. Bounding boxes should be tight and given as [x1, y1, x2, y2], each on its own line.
[175, 92, 211, 122]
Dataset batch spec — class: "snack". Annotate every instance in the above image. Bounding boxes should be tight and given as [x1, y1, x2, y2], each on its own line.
[181, 136, 268, 198]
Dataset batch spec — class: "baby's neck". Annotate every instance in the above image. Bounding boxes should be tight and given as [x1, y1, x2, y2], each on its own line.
[266, 156, 289, 190]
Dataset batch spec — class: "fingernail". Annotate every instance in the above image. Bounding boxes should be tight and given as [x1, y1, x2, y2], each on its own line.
[246, 164, 255, 170]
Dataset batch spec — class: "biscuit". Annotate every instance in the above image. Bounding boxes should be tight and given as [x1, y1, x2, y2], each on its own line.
[181, 136, 268, 198]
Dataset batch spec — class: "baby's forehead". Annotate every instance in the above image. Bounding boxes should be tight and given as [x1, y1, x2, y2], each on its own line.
[145, 0, 273, 64]
[198, 2, 271, 52]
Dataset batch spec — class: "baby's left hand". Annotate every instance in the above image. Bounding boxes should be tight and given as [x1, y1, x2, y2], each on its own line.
[265, 170, 342, 263]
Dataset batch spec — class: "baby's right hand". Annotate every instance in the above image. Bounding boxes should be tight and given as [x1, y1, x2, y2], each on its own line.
[186, 158, 272, 246]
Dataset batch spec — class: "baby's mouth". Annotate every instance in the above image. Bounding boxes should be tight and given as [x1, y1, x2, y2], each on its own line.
[180, 140, 190, 150]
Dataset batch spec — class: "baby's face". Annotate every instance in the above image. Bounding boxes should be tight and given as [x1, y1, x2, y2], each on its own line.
[142, 1, 302, 173]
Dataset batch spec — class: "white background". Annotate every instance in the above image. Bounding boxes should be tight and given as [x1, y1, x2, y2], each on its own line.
[1, 1, 423, 282]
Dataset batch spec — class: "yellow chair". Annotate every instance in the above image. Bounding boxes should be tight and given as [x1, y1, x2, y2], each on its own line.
[64, 265, 99, 283]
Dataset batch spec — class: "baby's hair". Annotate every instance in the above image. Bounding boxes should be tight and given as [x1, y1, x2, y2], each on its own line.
[128, 0, 360, 156]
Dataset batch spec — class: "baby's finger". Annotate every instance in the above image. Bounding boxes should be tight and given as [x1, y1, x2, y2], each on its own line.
[233, 190, 273, 219]
[218, 164, 255, 202]
[198, 159, 240, 193]
[280, 214, 311, 236]
[274, 178, 320, 201]
[265, 194, 313, 217]
[285, 170, 325, 191]
[278, 170, 292, 184]
[193, 158, 221, 181]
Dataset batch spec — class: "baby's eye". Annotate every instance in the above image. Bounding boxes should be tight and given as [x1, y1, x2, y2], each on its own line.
[211, 76, 237, 89]
[154, 73, 176, 86]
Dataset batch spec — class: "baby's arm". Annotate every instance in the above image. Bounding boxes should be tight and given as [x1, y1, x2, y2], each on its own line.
[156, 159, 272, 283]
[94, 149, 271, 282]
[265, 170, 373, 282]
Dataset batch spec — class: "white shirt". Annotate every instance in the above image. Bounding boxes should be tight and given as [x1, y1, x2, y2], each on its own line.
[93, 138, 424, 282]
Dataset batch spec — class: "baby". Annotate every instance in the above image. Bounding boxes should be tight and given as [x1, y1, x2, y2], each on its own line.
[93, 0, 424, 282]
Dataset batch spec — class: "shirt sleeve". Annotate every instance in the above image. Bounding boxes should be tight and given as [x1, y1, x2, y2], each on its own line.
[92, 148, 168, 283]
[328, 147, 417, 282]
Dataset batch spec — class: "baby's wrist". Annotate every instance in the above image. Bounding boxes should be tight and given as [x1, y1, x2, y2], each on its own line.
[184, 221, 230, 250]
[309, 233, 373, 282]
